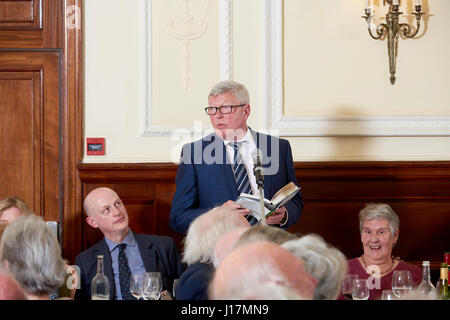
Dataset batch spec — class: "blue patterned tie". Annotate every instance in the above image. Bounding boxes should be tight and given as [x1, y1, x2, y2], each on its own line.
[231, 142, 258, 225]
[118, 244, 135, 300]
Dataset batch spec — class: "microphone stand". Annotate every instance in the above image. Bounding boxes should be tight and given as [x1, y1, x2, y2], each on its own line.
[254, 154, 266, 226]
[257, 183, 266, 226]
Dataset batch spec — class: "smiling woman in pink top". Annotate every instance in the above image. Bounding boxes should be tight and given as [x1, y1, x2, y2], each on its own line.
[339, 203, 421, 300]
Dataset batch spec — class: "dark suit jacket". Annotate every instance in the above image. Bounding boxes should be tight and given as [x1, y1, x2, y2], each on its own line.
[175, 262, 214, 300]
[75, 233, 184, 300]
[170, 129, 303, 234]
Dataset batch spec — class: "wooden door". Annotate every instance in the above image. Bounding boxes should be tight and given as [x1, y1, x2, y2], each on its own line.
[0, 51, 61, 220]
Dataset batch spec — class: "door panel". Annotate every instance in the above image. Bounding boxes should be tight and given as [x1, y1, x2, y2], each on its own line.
[0, 51, 60, 221]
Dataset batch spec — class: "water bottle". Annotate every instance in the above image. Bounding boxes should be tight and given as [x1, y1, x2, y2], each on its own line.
[91, 255, 110, 300]
[417, 261, 437, 299]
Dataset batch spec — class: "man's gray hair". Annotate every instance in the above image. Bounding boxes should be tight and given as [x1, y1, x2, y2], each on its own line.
[0, 215, 67, 295]
[282, 234, 347, 300]
[182, 207, 250, 265]
[359, 203, 399, 235]
[208, 80, 250, 104]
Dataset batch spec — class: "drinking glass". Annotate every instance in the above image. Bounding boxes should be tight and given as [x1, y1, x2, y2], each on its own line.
[352, 279, 370, 300]
[129, 273, 145, 300]
[381, 289, 396, 300]
[391, 270, 413, 298]
[341, 274, 358, 300]
[172, 278, 179, 298]
[142, 272, 162, 300]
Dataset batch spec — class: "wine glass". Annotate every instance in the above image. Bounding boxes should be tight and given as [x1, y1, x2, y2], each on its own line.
[341, 274, 358, 300]
[172, 278, 179, 298]
[381, 289, 396, 300]
[352, 279, 370, 300]
[391, 270, 413, 298]
[142, 272, 162, 300]
[129, 273, 145, 300]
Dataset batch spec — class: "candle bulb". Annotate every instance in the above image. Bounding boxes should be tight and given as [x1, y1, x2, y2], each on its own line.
[415, 0, 422, 6]
[392, 0, 399, 5]
[365, 0, 370, 10]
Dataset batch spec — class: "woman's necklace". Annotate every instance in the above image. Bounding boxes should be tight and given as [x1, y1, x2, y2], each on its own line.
[360, 255, 398, 276]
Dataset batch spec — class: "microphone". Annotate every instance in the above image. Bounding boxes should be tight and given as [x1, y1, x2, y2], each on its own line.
[252, 149, 264, 187]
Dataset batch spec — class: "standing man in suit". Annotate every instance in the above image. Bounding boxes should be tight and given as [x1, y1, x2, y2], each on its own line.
[75, 187, 184, 300]
[170, 80, 303, 234]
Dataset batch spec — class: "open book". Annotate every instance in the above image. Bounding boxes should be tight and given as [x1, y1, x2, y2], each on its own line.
[236, 182, 300, 221]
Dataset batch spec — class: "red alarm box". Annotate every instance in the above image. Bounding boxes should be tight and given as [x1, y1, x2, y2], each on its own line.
[86, 138, 105, 155]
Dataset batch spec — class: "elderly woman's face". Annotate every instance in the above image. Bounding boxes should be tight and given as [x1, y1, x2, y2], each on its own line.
[361, 218, 398, 262]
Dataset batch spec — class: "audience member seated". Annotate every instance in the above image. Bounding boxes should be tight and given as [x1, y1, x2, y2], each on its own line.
[339, 203, 421, 300]
[221, 281, 305, 300]
[175, 207, 250, 300]
[212, 226, 249, 267]
[233, 224, 299, 248]
[0, 196, 32, 224]
[209, 241, 317, 300]
[282, 233, 347, 300]
[0, 270, 27, 300]
[0, 215, 67, 300]
[75, 187, 184, 300]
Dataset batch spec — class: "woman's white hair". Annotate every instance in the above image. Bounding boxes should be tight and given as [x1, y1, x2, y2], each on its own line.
[359, 203, 399, 236]
[182, 207, 250, 265]
[282, 234, 347, 300]
[0, 214, 67, 295]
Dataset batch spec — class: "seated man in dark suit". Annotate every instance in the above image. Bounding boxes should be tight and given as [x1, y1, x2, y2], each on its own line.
[75, 187, 184, 300]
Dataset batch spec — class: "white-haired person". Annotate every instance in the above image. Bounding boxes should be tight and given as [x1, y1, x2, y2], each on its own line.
[0, 214, 67, 299]
[175, 206, 250, 300]
[209, 241, 317, 300]
[282, 233, 348, 300]
[338, 203, 421, 300]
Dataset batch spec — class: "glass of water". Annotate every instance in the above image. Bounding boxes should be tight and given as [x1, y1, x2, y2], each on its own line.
[352, 279, 370, 300]
[142, 272, 162, 300]
[391, 270, 412, 298]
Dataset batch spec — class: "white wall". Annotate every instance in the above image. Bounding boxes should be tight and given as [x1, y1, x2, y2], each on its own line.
[84, 0, 450, 163]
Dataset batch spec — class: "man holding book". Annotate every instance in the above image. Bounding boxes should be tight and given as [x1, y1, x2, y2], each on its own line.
[169, 80, 303, 234]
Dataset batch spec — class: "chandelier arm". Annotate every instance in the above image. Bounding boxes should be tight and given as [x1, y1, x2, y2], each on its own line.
[400, 16, 422, 39]
[368, 23, 386, 40]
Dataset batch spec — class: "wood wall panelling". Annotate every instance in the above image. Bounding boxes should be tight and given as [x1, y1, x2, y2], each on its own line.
[0, 0, 41, 27]
[0, 51, 60, 221]
[76, 162, 450, 276]
[0, 0, 62, 48]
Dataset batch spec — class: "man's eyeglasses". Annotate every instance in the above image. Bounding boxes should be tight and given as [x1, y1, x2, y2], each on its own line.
[204, 104, 246, 115]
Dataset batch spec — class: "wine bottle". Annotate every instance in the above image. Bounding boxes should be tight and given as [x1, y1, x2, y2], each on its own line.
[437, 262, 448, 300]
[417, 261, 437, 299]
[91, 255, 110, 300]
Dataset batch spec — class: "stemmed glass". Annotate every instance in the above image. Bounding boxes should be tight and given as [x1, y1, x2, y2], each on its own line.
[341, 274, 359, 300]
[129, 273, 145, 300]
[172, 278, 179, 299]
[391, 270, 413, 298]
[142, 272, 162, 300]
[352, 279, 370, 300]
[381, 289, 396, 300]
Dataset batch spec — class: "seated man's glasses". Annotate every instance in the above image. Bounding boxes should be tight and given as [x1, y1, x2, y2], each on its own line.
[205, 104, 246, 115]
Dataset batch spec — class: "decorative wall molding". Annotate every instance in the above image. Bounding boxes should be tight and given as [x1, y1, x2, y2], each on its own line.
[140, 0, 232, 137]
[263, 0, 450, 137]
[167, 0, 208, 90]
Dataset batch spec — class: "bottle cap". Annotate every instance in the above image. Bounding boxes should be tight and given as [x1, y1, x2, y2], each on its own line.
[422, 261, 430, 266]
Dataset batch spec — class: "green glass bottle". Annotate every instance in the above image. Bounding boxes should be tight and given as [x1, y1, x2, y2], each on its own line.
[437, 262, 448, 300]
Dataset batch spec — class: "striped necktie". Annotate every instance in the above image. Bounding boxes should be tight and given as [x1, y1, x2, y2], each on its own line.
[231, 142, 258, 225]
[231, 142, 252, 195]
